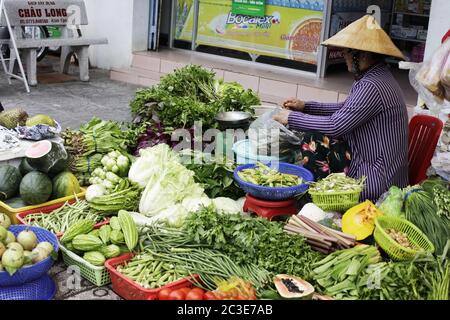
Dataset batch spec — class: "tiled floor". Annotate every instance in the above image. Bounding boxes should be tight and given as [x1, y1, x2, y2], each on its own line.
[111, 48, 419, 108]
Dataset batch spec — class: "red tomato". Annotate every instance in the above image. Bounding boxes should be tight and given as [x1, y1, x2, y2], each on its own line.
[179, 288, 191, 296]
[169, 289, 187, 300]
[158, 288, 172, 300]
[185, 288, 205, 300]
[203, 291, 218, 300]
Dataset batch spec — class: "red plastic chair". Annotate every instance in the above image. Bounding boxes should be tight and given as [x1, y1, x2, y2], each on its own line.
[408, 114, 444, 185]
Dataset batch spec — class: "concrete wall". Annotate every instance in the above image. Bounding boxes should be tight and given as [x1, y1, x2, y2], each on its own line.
[83, 0, 149, 69]
[424, 0, 450, 60]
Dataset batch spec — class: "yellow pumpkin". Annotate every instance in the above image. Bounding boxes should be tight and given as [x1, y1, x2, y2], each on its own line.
[342, 200, 383, 240]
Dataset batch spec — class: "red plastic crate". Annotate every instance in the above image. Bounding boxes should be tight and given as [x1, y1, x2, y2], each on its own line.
[105, 253, 200, 300]
[16, 202, 109, 239]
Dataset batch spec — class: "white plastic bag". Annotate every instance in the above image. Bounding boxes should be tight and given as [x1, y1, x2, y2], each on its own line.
[440, 53, 450, 101]
[415, 39, 450, 101]
[249, 108, 304, 156]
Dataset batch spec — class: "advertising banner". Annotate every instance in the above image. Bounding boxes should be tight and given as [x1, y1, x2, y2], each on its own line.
[177, 0, 324, 65]
[231, 0, 266, 17]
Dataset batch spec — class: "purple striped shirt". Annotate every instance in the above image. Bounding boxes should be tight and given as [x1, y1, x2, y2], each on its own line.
[288, 63, 409, 201]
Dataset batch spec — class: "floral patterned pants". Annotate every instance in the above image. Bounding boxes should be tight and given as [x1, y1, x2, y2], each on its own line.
[297, 131, 351, 180]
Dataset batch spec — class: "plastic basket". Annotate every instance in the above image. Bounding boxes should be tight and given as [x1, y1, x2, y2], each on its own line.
[0, 274, 56, 300]
[233, 140, 294, 164]
[105, 254, 199, 300]
[234, 162, 314, 201]
[0, 225, 59, 287]
[308, 189, 362, 212]
[16, 202, 109, 239]
[0, 188, 86, 224]
[374, 216, 435, 261]
[59, 243, 110, 287]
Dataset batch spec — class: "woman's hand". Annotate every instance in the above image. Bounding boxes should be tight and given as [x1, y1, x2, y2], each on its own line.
[282, 98, 305, 111]
[272, 109, 291, 125]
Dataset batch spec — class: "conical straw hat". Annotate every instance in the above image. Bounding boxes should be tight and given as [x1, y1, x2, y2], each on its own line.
[322, 15, 405, 59]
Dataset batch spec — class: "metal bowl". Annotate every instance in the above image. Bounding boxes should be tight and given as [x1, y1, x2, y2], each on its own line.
[215, 111, 252, 129]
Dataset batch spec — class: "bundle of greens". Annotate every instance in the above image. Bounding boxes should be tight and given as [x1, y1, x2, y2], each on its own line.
[88, 179, 142, 215]
[130, 65, 260, 130]
[137, 228, 272, 294]
[183, 151, 245, 200]
[182, 206, 320, 280]
[358, 246, 450, 300]
[238, 162, 302, 188]
[421, 179, 450, 220]
[404, 187, 450, 257]
[311, 245, 381, 299]
[309, 173, 366, 193]
[433, 184, 450, 220]
[63, 117, 128, 158]
[24, 200, 104, 234]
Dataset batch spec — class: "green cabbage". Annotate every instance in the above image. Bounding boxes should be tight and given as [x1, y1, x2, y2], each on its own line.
[137, 145, 204, 216]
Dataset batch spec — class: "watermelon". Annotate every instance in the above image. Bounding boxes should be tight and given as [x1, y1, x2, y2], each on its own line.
[0, 165, 22, 201]
[52, 171, 81, 199]
[19, 171, 53, 205]
[18, 158, 35, 176]
[4, 196, 27, 209]
[25, 140, 68, 176]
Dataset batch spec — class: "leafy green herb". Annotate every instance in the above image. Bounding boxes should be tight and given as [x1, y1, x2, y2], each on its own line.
[130, 65, 260, 130]
[183, 206, 321, 280]
[183, 151, 245, 200]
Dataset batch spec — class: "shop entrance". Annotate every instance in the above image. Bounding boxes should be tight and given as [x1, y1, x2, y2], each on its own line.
[155, 0, 432, 79]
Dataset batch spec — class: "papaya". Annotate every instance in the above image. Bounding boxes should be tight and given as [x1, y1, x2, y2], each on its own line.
[273, 274, 315, 300]
[342, 200, 383, 241]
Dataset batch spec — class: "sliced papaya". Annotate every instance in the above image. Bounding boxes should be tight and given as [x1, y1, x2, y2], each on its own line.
[274, 274, 315, 300]
[342, 200, 383, 240]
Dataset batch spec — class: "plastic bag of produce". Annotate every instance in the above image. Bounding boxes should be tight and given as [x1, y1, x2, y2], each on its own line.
[440, 53, 450, 101]
[415, 39, 450, 101]
[249, 108, 304, 156]
[376, 186, 404, 218]
[15, 122, 62, 141]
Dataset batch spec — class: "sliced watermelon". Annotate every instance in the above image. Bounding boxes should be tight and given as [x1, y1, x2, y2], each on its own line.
[25, 140, 68, 176]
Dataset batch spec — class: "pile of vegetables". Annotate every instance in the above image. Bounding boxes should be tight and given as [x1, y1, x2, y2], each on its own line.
[24, 200, 104, 235]
[87, 151, 131, 193]
[0, 215, 55, 276]
[312, 245, 381, 299]
[87, 179, 142, 215]
[130, 65, 260, 130]
[403, 186, 450, 257]
[156, 278, 257, 300]
[1, 142, 80, 207]
[309, 173, 366, 193]
[237, 162, 303, 188]
[285, 214, 357, 254]
[63, 118, 129, 184]
[183, 150, 245, 200]
[181, 206, 320, 280]
[60, 211, 138, 266]
[138, 226, 272, 294]
[358, 243, 450, 300]
[127, 65, 260, 154]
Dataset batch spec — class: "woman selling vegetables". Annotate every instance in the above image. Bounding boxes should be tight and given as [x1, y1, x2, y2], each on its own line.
[274, 15, 409, 201]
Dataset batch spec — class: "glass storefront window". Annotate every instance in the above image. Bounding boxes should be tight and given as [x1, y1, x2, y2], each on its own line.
[173, 0, 326, 73]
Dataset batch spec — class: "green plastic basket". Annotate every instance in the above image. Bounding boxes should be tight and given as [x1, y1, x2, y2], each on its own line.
[374, 216, 435, 261]
[59, 244, 111, 287]
[308, 189, 362, 212]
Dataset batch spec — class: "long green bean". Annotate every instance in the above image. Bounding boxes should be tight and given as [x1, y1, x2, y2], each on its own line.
[24, 200, 103, 234]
